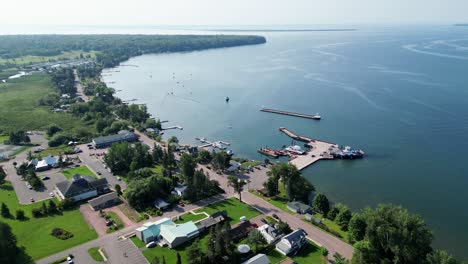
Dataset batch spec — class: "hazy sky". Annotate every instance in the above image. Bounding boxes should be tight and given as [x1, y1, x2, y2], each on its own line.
[2, 0, 466, 26]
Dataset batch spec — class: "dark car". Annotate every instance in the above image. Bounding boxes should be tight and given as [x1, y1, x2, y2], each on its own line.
[97, 171, 102, 175]
[260, 218, 268, 224]
[272, 214, 280, 220]
[41, 176, 50, 180]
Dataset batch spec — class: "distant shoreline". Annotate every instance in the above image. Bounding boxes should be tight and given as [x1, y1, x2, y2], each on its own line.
[205, 29, 357, 32]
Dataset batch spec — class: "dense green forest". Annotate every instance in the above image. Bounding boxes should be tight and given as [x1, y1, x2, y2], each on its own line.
[0, 34, 266, 68]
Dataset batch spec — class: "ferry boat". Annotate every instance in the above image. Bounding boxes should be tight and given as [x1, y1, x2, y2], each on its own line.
[284, 145, 306, 155]
[331, 146, 364, 159]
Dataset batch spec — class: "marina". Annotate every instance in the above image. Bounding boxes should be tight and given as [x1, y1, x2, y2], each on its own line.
[195, 137, 232, 151]
[260, 108, 321, 120]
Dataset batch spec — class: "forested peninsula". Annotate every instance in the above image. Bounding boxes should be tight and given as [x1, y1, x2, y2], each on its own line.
[0, 34, 266, 69]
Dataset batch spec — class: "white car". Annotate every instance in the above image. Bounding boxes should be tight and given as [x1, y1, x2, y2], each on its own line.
[146, 241, 157, 248]
[49, 192, 55, 197]
[67, 256, 74, 264]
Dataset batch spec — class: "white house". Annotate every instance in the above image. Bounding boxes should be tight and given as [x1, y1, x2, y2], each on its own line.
[275, 229, 308, 256]
[258, 224, 282, 244]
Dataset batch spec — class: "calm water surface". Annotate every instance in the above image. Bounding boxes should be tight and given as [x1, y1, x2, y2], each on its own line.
[103, 26, 468, 257]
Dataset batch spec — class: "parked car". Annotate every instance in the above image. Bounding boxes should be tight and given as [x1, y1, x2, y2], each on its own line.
[97, 171, 102, 175]
[26, 183, 32, 189]
[117, 176, 121, 181]
[29, 198, 34, 202]
[146, 241, 157, 248]
[67, 256, 74, 264]
[260, 218, 267, 224]
[272, 214, 280, 220]
[41, 176, 50, 180]
[49, 192, 55, 197]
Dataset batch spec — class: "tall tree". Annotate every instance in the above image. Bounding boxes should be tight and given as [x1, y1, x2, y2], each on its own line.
[1, 203, 10, 218]
[180, 153, 196, 183]
[0, 222, 32, 264]
[313, 193, 330, 216]
[228, 175, 246, 201]
[0, 166, 6, 184]
[426, 250, 459, 264]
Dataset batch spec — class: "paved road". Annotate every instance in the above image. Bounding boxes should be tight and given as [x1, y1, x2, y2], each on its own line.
[74, 69, 90, 102]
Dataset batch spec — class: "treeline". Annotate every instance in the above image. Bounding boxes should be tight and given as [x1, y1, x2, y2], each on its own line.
[0, 34, 266, 67]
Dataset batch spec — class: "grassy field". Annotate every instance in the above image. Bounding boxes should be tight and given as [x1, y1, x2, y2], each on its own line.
[141, 232, 210, 263]
[240, 160, 262, 169]
[0, 50, 96, 67]
[0, 73, 91, 132]
[265, 247, 287, 263]
[309, 213, 348, 241]
[40, 145, 74, 156]
[130, 236, 146, 248]
[106, 211, 124, 233]
[293, 242, 327, 264]
[0, 70, 18, 79]
[0, 135, 9, 142]
[62, 166, 97, 179]
[0, 183, 97, 260]
[87, 247, 105, 262]
[249, 182, 294, 214]
[195, 197, 261, 225]
[174, 212, 207, 224]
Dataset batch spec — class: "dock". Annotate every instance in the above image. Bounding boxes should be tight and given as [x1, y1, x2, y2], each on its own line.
[278, 127, 338, 170]
[162, 126, 183, 131]
[261, 108, 321, 120]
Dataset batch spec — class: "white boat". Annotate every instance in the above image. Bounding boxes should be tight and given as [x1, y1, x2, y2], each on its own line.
[284, 145, 305, 155]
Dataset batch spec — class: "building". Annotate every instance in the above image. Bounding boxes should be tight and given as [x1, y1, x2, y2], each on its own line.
[135, 218, 199, 248]
[154, 198, 170, 210]
[88, 192, 120, 210]
[92, 130, 137, 148]
[227, 160, 241, 172]
[195, 211, 227, 233]
[242, 254, 270, 264]
[287, 201, 312, 214]
[55, 174, 109, 202]
[230, 221, 255, 241]
[172, 184, 188, 197]
[258, 224, 282, 244]
[275, 229, 308, 256]
[34, 156, 59, 171]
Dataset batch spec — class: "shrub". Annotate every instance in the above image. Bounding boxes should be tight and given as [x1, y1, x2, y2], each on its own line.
[50, 228, 74, 240]
[15, 210, 26, 220]
[32, 208, 43, 218]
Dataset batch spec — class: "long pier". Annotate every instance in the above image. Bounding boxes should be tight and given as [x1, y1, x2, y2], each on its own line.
[261, 108, 321, 120]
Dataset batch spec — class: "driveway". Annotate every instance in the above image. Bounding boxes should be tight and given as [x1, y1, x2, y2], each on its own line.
[80, 204, 109, 237]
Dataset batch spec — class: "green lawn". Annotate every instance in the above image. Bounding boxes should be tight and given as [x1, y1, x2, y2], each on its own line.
[141, 233, 210, 263]
[40, 145, 74, 156]
[0, 70, 18, 80]
[307, 213, 348, 241]
[249, 190, 294, 215]
[0, 73, 92, 132]
[293, 242, 327, 264]
[174, 212, 207, 224]
[265, 247, 287, 264]
[195, 197, 261, 225]
[240, 160, 261, 169]
[87, 247, 105, 262]
[0, 135, 9, 143]
[0, 50, 96, 67]
[0, 183, 98, 260]
[62, 166, 97, 179]
[106, 211, 124, 233]
[130, 236, 146, 248]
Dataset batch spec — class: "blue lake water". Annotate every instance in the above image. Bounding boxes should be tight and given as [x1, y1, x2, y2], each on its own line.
[102, 26, 468, 257]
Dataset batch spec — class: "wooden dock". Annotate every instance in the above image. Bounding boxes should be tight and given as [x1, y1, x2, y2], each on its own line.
[261, 108, 321, 120]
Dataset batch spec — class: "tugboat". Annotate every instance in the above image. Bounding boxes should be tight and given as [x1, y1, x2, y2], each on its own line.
[225, 96, 230, 102]
[331, 146, 365, 159]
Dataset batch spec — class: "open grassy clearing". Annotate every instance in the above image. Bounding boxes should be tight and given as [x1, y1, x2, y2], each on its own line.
[40, 145, 74, 156]
[174, 212, 207, 224]
[0, 50, 96, 66]
[62, 165, 97, 179]
[195, 197, 261, 225]
[240, 160, 262, 169]
[0, 69, 18, 79]
[0, 73, 92, 132]
[105, 211, 124, 233]
[0, 183, 97, 260]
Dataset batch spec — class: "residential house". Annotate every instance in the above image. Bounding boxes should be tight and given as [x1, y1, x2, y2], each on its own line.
[242, 254, 270, 264]
[258, 224, 282, 244]
[230, 221, 255, 241]
[88, 192, 120, 210]
[92, 130, 137, 148]
[55, 174, 109, 202]
[287, 201, 312, 214]
[275, 229, 308, 256]
[154, 198, 170, 210]
[135, 218, 200, 248]
[195, 211, 227, 233]
[172, 184, 188, 197]
[227, 160, 241, 173]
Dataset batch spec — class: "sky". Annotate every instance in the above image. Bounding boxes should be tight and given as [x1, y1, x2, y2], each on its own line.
[1, 0, 467, 26]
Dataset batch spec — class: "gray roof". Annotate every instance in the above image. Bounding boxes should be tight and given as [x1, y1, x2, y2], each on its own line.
[56, 174, 108, 198]
[88, 192, 119, 208]
[287, 201, 312, 212]
[283, 229, 307, 245]
[242, 254, 270, 264]
[92, 130, 136, 146]
[154, 198, 170, 209]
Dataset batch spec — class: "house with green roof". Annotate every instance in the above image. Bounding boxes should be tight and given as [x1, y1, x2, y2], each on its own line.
[135, 218, 199, 248]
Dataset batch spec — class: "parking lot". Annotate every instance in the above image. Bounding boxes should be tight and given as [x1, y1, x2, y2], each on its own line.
[76, 143, 126, 190]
